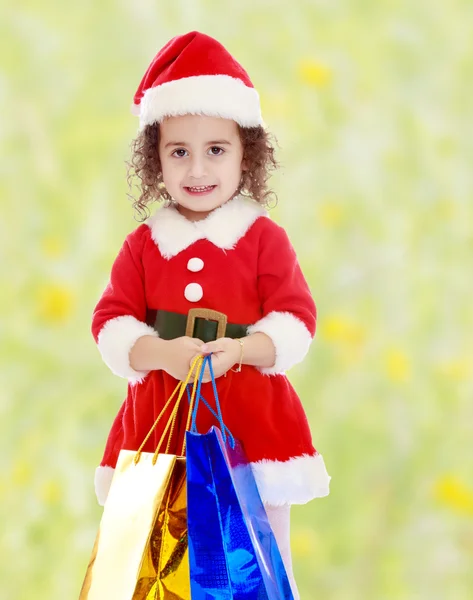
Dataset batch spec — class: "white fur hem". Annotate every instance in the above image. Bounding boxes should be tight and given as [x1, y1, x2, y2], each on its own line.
[135, 75, 263, 129]
[97, 315, 159, 384]
[95, 465, 115, 506]
[251, 453, 331, 506]
[95, 454, 330, 507]
[247, 311, 313, 374]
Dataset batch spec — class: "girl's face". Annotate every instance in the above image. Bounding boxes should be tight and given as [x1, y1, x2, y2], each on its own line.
[158, 114, 245, 221]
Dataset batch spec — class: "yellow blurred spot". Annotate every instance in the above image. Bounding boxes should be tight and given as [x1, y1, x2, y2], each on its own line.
[41, 236, 65, 258]
[298, 59, 332, 87]
[436, 358, 471, 381]
[317, 202, 344, 227]
[383, 150, 402, 170]
[434, 476, 473, 515]
[37, 283, 74, 322]
[39, 479, 63, 505]
[12, 460, 33, 486]
[384, 348, 410, 383]
[436, 136, 456, 157]
[291, 529, 318, 558]
[320, 315, 365, 347]
[435, 199, 457, 220]
[260, 91, 289, 118]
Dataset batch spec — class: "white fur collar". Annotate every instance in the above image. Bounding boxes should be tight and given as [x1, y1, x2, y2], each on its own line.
[146, 195, 267, 259]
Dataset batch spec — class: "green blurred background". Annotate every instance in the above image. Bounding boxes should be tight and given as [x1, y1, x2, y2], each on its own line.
[2, 1, 472, 598]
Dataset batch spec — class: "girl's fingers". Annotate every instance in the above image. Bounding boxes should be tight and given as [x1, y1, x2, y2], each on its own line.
[200, 340, 225, 353]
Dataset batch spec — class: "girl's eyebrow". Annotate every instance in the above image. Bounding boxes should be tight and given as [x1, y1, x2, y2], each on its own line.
[164, 141, 185, 148]
[164, 139, 232, 148]
[207, 140, 232, 145]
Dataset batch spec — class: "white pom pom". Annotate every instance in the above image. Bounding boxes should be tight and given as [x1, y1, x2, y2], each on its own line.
[130, 102, 141, 116]
[187, 257, 204, 272]
[184, 283, 203, 302]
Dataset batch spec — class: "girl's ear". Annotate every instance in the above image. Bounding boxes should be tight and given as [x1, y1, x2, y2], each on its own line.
[241, 159, 248, 171]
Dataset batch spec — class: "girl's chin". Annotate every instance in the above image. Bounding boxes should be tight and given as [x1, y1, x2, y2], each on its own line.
[176, 197, 230, 220]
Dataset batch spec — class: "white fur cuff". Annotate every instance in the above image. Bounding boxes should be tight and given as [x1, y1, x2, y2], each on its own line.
[251, 453, 331, 506]
[97, 315, 159, 384]
[95, 465, 115, 506]
[247, 311, 313, 374]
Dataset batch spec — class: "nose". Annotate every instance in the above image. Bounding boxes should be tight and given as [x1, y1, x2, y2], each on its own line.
[188, 154, 207, 179]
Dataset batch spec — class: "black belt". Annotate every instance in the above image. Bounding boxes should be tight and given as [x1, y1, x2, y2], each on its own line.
[146, 308, 248, 343]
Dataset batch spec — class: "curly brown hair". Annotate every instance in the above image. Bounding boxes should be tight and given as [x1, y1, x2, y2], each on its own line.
[126, 122, 279, 221]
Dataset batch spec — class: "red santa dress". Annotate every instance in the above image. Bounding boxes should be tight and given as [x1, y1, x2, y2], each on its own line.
[91, 195, 331, 506]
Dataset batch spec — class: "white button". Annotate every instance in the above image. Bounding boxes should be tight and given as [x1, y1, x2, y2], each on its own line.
[187, 257, 204, 272]
[184, 283, 203, 302]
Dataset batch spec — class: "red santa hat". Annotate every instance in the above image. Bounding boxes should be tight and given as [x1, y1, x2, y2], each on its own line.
[131, 31, 263, 129]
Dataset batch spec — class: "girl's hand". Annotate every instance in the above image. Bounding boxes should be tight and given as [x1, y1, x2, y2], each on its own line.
[161, 336, 205, 381]
[191, 338, 241, 382]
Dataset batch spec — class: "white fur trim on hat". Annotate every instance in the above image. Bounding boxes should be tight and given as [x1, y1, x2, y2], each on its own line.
[97, 315, 159, 384]
[247, 311, 313, 374]
[251, 453, 331, 506]
[95, 465, 115, 506]
[147, 194, 267, 259]
[138, 75, 263, 129]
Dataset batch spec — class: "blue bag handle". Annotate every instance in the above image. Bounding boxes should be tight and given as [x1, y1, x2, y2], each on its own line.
[186, 385, 234, 443]
[189, 354, 235, 448]
[191, 355, 223, 434]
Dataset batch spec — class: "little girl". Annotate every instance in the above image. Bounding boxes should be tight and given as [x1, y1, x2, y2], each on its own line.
[91, 31, 331, 598]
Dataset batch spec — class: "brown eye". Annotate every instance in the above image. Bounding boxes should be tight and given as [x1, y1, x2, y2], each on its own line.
[209, 147, 224, 156]
[172, 148, 188, 157]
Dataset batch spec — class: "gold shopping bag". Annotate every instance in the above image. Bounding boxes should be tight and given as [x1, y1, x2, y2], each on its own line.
[135, 455, 188, 599]
[80, 357, 204, 600]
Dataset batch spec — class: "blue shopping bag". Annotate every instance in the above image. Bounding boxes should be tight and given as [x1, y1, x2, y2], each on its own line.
[186, 355, 294, 599]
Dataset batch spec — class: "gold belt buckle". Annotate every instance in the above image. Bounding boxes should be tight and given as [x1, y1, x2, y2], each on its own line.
[185, 308, 228, 339]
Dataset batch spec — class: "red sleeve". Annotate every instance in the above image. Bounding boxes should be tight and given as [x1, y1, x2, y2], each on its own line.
[247, 219, 316, 374]
[91, 225, 158, 384]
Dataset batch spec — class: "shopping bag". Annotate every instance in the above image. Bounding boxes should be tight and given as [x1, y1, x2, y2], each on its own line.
[186, 355, 294, 599]
[80, 451, 186, 600]
[80, 357, 205, 600]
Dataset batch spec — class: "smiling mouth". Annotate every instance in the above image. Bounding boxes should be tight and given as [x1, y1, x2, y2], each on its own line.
[185, 185, 216, 192]
[184, 185, 217, 195]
